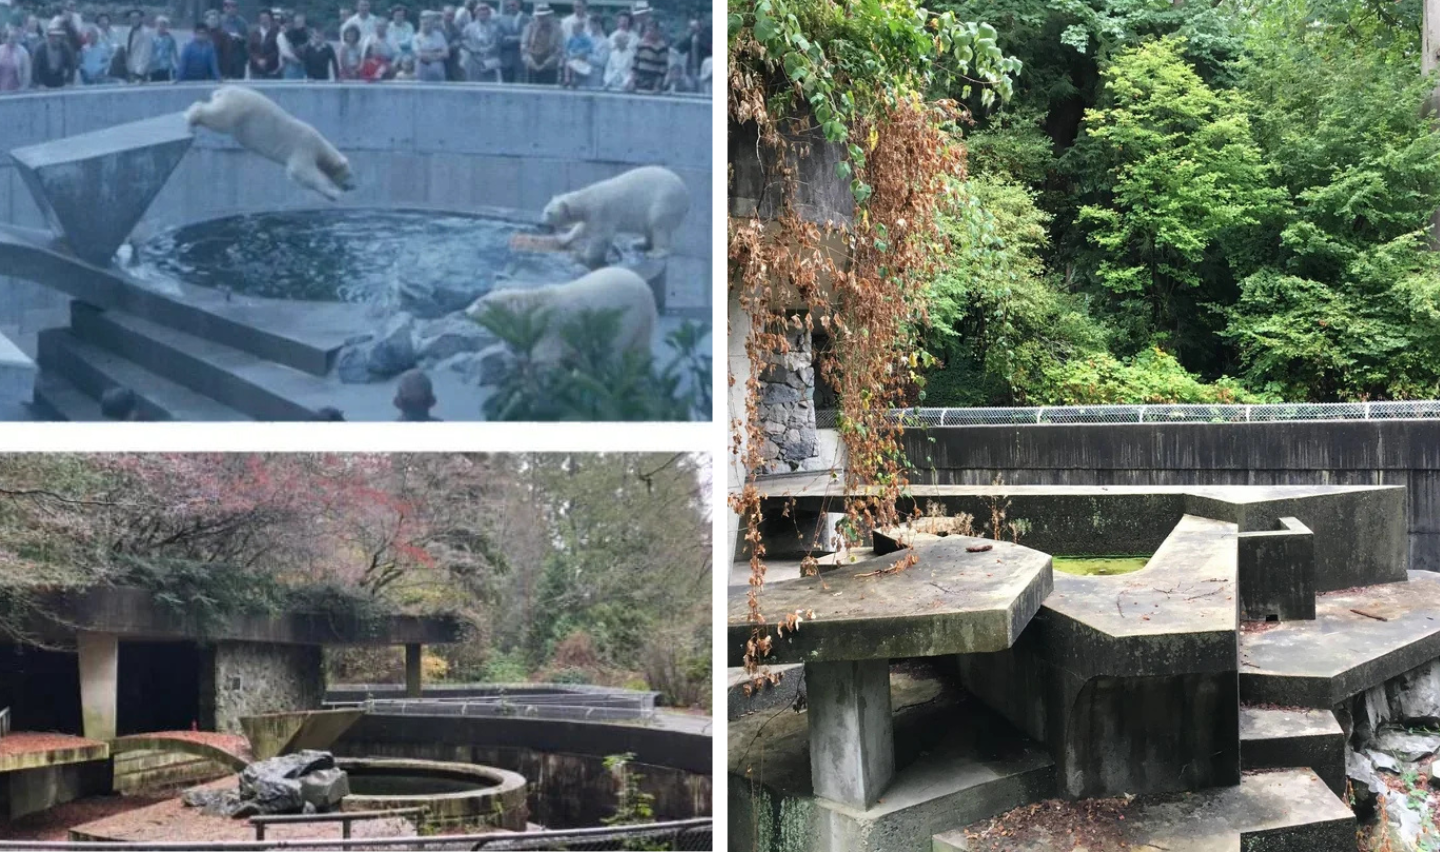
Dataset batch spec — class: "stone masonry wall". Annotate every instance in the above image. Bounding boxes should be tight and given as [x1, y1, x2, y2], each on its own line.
[758, 327, 820, 473]
[200, 642, 323, 734]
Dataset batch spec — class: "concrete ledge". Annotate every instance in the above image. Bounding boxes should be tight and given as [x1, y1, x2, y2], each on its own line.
[23, 586, 461, 647]
[1240, 571, 1440, 707]
[727, 665, 803, 722]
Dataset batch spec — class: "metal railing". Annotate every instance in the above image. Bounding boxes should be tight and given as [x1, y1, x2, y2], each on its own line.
[814, 400, 1440, 428]
[0, 818, 713, 851]
[325, 684, 660, 723]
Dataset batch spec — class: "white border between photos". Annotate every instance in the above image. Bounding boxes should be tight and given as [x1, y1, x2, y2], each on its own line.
[708, 13, 728, 849]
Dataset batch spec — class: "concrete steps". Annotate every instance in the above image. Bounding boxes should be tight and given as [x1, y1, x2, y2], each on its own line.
[66, 302, 325, 421]
[33, 372, 103, 421]
[1238, 706, 1346, 797]
[1240, 571, 1440, 707]
[38, 328, 249, 421]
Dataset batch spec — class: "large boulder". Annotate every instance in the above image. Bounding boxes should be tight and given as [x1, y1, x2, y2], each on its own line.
[398, 278, 482, 320]
[299, 767, 350, 812]
[1371, 727, 1440, 764]
[414, 315, 496, 366]
[335, 315, 419, 383]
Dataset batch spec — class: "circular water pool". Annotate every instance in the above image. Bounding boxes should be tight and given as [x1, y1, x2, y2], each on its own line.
[133, 209, 582, 305]
[337, 757, 528, 829]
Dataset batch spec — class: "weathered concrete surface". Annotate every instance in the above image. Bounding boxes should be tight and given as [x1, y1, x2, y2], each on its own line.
[958, 515, 1242, 797]
[1239, 517, 1316, 621]
[726, 536, 1052, 667]
[904, 420, 1436, 573]
[953, 769, 1352, 852]
[335, 712, 710, 827]
[112, 733, 249, 772]
[20, 586, 460, 648]
[729, 666, 1054, 852]
[1240, 571, 1440, 707]
[0, 330, 35, 408]
[240, 709, 364, 762]
[0, 756, 112, 820]
[728, 664, 803, 722]
[805, 659, 893, 809]
[9, 113, 192, 266]
[743, 476, 1406, 592]
[1239, 707, 1346, 797]
[76, 631, 118, 742]
[337, 757, 528, 829]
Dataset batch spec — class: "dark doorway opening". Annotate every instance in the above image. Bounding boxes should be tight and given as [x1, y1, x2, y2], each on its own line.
[118, 641, 201, 735]
[0, 643, 82, 735]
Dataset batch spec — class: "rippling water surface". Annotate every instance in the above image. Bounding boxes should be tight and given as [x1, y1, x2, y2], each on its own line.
[134, 209, 582, 304]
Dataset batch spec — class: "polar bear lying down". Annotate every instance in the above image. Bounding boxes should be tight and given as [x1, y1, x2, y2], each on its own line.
[467, 266, 656, 366]
[184, 86, 355, 202]
[541, 166, 690, 269]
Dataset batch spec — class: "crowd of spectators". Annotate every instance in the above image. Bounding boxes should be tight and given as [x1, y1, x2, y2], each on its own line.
[0, 0, 710, 92]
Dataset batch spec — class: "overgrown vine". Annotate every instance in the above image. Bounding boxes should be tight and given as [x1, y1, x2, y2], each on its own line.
[727, 0, 1021, 684]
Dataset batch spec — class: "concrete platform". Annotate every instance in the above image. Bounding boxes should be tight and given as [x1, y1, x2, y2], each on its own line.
[726, 536, 1052, 667]
[727, 664, 803, 722]
[0, 734, 108, 774]
[730, 666, 1055, 852]
[1239, 706, 1345, 797]
[1240, 570, 1440, 707]
[742, 477, 1407, 592]
[946, 768, 1353, 852]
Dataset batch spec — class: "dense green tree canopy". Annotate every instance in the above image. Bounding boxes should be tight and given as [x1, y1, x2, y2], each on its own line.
[921, 0, 1440, 404]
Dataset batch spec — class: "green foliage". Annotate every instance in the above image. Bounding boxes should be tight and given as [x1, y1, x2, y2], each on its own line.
[480, 651, 530, 684]
[602, 753, 659, 847]
[112, 554, 394, 638]
[544, 667, 592, 685]
[925, 174, 1108, 405]
[473, 303, 707, 421]
[1067, 37, 1279, 356]
[730, 0, 1021, 202]
[1036, 347, 1274, 405]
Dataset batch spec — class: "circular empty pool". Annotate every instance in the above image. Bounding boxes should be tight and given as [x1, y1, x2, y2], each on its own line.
[337, 757, 528, 829]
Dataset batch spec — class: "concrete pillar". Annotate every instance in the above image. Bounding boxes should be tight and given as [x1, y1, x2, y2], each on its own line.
[404, 644, 423, 698]
[77, 632, 118, 742]
[805, 658, 894, 809]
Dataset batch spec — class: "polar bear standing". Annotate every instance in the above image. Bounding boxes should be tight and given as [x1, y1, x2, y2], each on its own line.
[541, 166, 689, 269]
[184, 86, 355, 202]
[467, 266, 656, 367]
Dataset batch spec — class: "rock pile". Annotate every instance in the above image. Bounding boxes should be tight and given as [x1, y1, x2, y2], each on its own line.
[182, 750, 350, 819]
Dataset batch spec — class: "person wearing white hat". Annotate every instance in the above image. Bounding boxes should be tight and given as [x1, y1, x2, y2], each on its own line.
[33, 23, 76, 87]
[520, 1, 560, 84]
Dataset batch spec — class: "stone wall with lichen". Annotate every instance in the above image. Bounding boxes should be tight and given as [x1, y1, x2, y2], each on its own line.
[200, 642, 324, 733]
[758, 327, 820, 474]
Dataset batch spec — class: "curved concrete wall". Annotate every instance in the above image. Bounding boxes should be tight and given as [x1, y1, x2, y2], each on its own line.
[0, 83, 712, 321]
[335, 712, 711, 828]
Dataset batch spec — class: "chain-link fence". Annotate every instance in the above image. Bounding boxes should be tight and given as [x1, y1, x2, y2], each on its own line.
[815, 400, 1440, 429]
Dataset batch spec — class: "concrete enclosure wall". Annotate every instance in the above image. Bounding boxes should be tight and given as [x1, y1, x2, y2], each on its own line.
[335, 713, 711, 828]
[904, 421, 1440, 571]
[0, 83, 712, 317]
[200, 642, 323, 734]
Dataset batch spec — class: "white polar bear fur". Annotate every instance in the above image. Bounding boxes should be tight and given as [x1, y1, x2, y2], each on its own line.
[541, 165, 690, 268]
[184, 86, 355, 202]
[467, 266, 656, 367]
